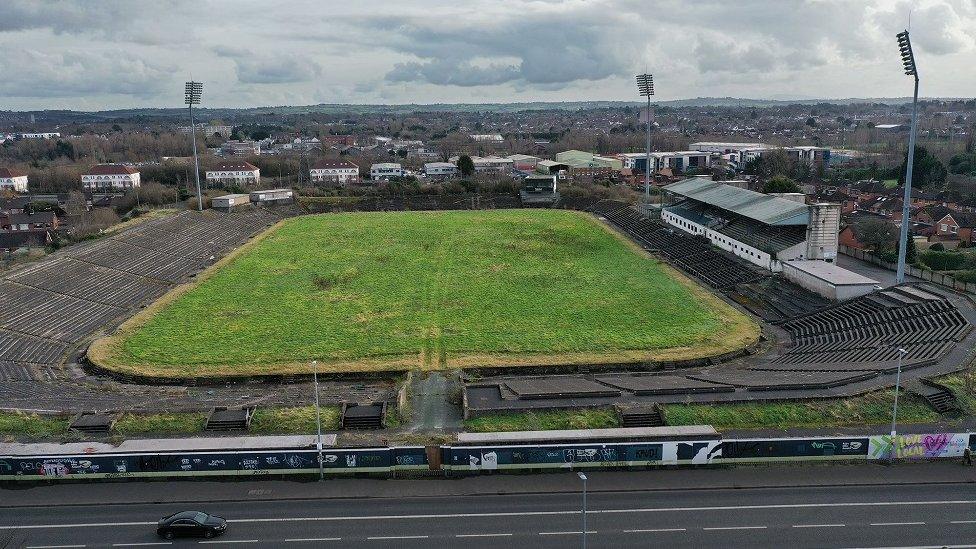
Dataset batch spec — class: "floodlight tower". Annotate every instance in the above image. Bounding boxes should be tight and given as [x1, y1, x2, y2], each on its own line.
[185, 81, 204, 211]
[636, 74, 654, 203]
[895, 30, 919, 284]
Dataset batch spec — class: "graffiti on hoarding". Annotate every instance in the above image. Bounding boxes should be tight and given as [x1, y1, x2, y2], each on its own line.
[868, 433, 968, 459]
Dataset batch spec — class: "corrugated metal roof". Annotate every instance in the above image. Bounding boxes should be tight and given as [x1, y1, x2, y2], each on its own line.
[663, 178, 809, 226]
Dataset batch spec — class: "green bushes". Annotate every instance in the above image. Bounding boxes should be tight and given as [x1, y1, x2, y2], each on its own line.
[919, 250, 966, 271]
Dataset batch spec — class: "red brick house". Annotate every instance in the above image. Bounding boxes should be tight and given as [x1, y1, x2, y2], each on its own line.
[931, 212, 976, 245]
[0, 211, 59, 231]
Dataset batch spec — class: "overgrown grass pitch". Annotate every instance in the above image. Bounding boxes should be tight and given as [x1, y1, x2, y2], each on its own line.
[98, 209, 757, 377]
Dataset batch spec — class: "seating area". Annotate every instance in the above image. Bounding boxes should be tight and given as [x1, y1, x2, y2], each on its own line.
[591, 200, 763, 289]
[775, 286, 970, 366]
[0, 209, 280, 376]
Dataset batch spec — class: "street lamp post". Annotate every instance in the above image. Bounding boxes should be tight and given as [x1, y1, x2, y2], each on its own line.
[889, 347, 908, 462]
[313, 360, 324, 480]
[184, 81, 204, 212]
[895, 30, 920, 284]
[636, 74, 654, 205]
[577, 472, 588, 549]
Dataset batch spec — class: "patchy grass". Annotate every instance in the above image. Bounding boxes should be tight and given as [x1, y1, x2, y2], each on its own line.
[97, 210, 756, 378]
[0, 412, 70, 438]
[464, 409, 621, 433]
[883, 179, 899, 189]
[249, 406, 341, 434]
[112, 412, 207, 436]
[664, 390, 939, 430]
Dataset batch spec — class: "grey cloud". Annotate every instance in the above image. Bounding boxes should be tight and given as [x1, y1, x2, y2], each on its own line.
[357, 4, 639, 88]
[0, 48, 173, 98]
[234, 56, 322, 84]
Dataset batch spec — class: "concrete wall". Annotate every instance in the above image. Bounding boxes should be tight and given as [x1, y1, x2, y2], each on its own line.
[781, 262, 876, 301]
[839, 244, 976, 294]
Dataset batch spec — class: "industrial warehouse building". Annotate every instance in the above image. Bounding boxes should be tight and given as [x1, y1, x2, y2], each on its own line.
[661, 178, 841, 272]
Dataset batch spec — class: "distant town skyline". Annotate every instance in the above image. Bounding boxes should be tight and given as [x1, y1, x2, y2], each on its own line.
[1, 0, 974, 111]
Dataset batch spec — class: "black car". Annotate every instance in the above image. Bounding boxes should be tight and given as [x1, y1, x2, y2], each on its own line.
[157, 511, 227, 539]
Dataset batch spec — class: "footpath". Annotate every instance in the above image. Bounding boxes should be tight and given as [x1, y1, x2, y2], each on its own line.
[2, 461, 975, 508]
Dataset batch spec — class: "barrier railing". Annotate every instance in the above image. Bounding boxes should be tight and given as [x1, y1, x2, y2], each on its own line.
[2, 432, 974, 481]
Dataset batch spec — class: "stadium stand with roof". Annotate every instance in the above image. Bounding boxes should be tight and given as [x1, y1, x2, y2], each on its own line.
[661, 178, 841, 271]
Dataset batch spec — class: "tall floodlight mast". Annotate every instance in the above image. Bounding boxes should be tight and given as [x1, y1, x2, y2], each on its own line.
[185, 81, 204, 212]
[636, 74, 654, 203]
[895, 30, 919, 284]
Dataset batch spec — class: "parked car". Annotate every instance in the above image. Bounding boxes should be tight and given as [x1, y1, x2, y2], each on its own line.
[157, 511, 227, 539]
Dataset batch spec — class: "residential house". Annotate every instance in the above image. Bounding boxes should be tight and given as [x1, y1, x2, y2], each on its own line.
[221, 140, 260, 156]
[423, 162, 458, 178]
[206, 161, 260, 187]
[82, 164, 141, 190]
[310, 159, 359, 186]
[0, 168, 29, 192]
[0, 211, 59, 231]
[932, 212, 976, 246]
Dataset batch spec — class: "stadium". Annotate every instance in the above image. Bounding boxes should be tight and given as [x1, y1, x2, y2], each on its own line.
[2, 185, 974, 433]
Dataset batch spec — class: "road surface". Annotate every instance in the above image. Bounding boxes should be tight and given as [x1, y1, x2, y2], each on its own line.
[2, 477, 975, 548]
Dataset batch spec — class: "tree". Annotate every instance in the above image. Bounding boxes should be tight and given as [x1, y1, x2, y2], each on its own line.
[898, 145, 947, 188]
[855, 217, 898, 254]
[762, 175, 801, 194]
[457, 155, 475, 177]
[948, 153, 976, 176]
[895, 236, 918, 264]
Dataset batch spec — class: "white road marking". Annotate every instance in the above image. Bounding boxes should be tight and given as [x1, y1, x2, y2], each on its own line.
[25, 546, 85, 549]
[539, 531, 594, 535]
[951, 520, 976, 524]
[702, 526, 767, 531]
[284, 539, 341, 542]
[836, 545, 976, 549]
[5, 500, 976, 530]
[112, 544, 173, 547]
[793, 524, 846, 528]
[366, 536, 429, 540]
[624, 528, 687, 533]
[869, 522, 925, 526]
[198, 542, 260, 545]
[455, 533, 513, 538]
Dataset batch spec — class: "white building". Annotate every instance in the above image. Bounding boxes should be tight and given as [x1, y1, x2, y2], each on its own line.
[179, 124, 232, 138]
[221, 140, 260, 156]
[310, 159, 359, 186]
[449, 155, 514, 173]
[370, 163, 403, 181]
[17, 132, 61, 139]
[0, 168, 29, 192]
[206, 161, 260, 186]
[424, 162, 458, 177]
[81, 164, 141, 190]
[470, 134, 504, 142]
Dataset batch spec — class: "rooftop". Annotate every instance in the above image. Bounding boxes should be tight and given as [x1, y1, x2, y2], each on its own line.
[211, 161, 259, 172]
[782, 260, 879, 286]
[312, 159, 358, 169]
[0, 167, 27, 178]
[85, 164, 139, 176]
[664, 178, 810, 226]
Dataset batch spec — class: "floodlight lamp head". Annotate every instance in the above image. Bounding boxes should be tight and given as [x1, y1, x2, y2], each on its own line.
[636, 74, 654, 97]
[896, 30, 917, 77]
[184, 81, 203, 105]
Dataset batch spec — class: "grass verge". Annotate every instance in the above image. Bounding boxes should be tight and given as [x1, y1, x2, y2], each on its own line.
[464, 408, 621, 433]
[249, 406, 341, 434]
[113, 412, 208, 436]
[0, 412, 70, 438]
[663, 390, 939, 430]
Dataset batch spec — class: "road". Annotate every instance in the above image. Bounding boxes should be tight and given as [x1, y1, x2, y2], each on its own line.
[2, 480, 976, 548]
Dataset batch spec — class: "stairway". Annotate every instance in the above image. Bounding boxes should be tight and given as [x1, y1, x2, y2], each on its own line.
[205, 407, 254, 431]
[618, 405, 666, 427]
[340, 402, 386, 430]
[904, 379, 961, 415]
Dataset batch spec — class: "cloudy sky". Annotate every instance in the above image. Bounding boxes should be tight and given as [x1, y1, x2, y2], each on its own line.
[1, 0, 974, 110]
